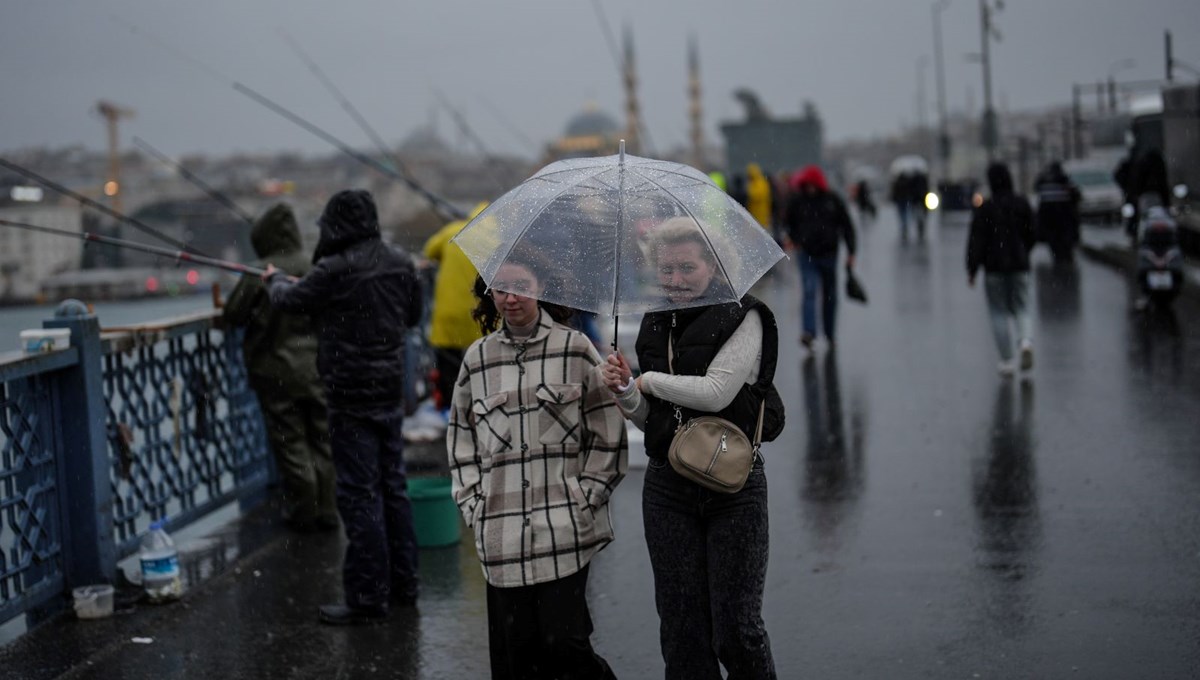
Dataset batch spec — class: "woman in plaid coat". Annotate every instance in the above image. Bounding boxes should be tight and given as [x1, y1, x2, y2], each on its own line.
[447, 251, 628, 679]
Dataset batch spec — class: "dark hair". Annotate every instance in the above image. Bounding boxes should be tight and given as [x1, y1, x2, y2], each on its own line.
[470, 249, 575, 335]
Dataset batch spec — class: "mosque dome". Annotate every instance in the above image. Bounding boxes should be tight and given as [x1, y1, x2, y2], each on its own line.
[564, 106, 621, 138]
[398, 125, 450, 156]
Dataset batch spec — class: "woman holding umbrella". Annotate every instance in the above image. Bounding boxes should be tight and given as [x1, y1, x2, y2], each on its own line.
[447, 248, 628, 679]
[603, 217, 783, 679]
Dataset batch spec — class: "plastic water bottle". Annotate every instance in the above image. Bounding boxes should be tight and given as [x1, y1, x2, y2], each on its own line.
[140, 520, 183, 603]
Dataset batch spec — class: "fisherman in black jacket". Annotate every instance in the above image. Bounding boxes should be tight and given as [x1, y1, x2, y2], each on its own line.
[265, 189, 424, 625]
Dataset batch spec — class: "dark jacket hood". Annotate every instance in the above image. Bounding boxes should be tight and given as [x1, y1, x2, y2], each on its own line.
[790, 165, 830, 192]
[987, 163, 1015, 196]
[313, 189, 380, 263]
[251, 203, 303, 258]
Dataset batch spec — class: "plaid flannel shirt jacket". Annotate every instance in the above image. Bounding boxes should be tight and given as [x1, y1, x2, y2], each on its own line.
[448, 313, 628, 587]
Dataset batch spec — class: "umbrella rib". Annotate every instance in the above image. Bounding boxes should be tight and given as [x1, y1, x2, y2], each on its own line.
[627, 167, 739, 298]
[623, 164, 712, 186]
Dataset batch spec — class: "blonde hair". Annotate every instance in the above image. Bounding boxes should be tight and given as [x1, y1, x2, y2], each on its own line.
[647, 217, 716, 266]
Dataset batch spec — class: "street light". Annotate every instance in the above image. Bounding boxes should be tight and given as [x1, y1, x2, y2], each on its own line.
[1107, 58, 1136, 112]
[977, 0, 1003, 163]
[932, 0, 952, 179]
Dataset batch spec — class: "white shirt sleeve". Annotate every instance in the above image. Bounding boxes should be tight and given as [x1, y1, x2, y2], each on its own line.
[641, 310, 763, 412]
[614, 382, 649, 430]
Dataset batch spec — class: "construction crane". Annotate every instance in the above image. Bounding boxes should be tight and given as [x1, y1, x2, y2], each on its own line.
[94, 100, 136, 214]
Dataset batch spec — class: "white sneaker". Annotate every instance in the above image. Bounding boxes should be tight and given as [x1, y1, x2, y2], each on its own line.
[997, 360, 1016, 377]
[1019, 340, 1034, 371]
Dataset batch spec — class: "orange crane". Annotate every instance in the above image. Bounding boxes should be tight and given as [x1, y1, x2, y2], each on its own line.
[94, 100, 135, 214]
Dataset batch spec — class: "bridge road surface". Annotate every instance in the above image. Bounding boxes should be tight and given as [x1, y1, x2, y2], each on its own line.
[3, 208, 1199, 679]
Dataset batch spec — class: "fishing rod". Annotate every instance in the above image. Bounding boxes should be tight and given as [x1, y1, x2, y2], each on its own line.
[278, 32, 476, 221]
[0, 157, 208, 256]
[233, 81, 466, 221]
[0, 218, 265, 277]
[133, 136, 255, 226]
[432, 87, 510, 194]
[280, 33, 417, 180]
[108, 14, 466, 221]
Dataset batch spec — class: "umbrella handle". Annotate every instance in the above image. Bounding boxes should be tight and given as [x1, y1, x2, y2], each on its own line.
[611, 315, 619, 352]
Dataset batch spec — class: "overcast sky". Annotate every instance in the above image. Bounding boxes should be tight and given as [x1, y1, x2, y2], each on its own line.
[2, 0, 1198, 159]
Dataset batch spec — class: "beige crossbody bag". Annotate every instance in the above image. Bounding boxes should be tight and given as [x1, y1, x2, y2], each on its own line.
[665, 334, 764, 493]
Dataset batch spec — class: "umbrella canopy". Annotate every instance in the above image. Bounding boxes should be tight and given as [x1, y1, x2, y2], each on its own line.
[890, 154, 929, 176]
[452, 145, 785, 317]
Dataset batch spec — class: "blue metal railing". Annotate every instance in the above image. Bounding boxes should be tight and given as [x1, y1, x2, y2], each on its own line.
[102, 313, 270, 555]
[0, 305, 269, 626]
[0, 350, 78, 625]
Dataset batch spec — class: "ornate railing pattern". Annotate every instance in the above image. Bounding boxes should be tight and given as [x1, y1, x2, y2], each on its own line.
[0, 350, 77, 624]
[0, 306, 270, 626]
[102, 314, 270, 556]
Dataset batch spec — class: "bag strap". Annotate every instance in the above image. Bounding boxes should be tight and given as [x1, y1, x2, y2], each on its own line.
[669, 331, 766, 449]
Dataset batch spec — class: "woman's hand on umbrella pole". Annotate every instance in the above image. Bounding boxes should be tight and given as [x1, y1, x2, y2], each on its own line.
[602, 351, 633, 394]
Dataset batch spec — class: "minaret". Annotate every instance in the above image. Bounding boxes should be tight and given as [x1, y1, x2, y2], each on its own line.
[688, 34, 704, 169]
[622, 23, 641, 154]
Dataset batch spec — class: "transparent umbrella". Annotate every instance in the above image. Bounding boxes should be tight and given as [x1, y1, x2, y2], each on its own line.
[890, 154, 929, 176]
[452, 142, 785, 324]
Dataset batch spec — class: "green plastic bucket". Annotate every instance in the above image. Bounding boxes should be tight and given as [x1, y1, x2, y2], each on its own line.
[409, 476, 462, 548]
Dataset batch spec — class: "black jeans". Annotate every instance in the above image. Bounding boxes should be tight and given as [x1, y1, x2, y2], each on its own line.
[643, 458, 775, 680]
[327, 407, 419, 612]
[486, 565, 616, 680]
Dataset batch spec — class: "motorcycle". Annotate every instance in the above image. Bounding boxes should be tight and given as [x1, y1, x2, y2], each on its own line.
[1133, 203, 1184, 309]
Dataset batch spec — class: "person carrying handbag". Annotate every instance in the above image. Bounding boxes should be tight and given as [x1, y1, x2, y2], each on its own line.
[603, 217, 784, 680]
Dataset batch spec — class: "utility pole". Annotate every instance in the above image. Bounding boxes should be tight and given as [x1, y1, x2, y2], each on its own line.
[977, 0, 1001, 164]
[917, 55, 929, 163]
[1165, 30, 1174, 82]
[94, 100, 135, 215]
[933, 0, 952, 179]
[1071, 84, 1084, 160]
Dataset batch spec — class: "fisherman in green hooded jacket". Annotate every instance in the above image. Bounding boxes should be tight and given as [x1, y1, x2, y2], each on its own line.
[223, 203, 337, 531]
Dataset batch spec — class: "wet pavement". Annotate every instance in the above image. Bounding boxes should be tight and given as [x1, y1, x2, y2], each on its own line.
[4, 210, 1200, 678]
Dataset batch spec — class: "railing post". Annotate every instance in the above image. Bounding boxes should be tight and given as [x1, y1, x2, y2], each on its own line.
[44, 300, 115, 586]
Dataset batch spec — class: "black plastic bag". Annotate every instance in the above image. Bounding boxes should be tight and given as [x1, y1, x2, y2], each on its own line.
[845, 266, 868, 304]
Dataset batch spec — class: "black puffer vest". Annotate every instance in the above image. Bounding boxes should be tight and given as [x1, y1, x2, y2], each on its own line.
[636, 294, 784, 459]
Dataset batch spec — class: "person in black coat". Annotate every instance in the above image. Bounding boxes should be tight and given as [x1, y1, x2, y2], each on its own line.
[782, 165, 857, 350]
[265, 189, 424, 625]
[967, 163, 1036, 376]
[1034, 161, 1082, 264]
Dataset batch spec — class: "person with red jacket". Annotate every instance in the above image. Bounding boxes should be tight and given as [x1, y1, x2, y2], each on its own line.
[781, 165, 857, 351]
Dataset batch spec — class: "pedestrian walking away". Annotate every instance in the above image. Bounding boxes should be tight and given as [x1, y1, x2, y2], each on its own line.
[222, 203, 337, 533]
[782, 164, 858, 351]
[603, 217, 785, 680]
[264, 189, 424, 625]
[448, 249, 628, 679]
[967, 163, 1037, 377]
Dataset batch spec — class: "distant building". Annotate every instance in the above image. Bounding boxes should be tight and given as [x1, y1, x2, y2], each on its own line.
[545, 105, 624, 161]
[0, 199, 83, 302]
[719, 93, 823, 175]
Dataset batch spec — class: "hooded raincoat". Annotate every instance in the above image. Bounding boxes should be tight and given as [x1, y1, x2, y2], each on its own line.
[267, 190, 423, 413]
[423, 203, 486, 351]
[223, 204, 334, 525]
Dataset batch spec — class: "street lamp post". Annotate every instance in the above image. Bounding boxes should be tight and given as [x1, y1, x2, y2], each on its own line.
[932, 0, 952, 180]
[1107, 58, 1136, 113]
[978, 0, 1002, 164]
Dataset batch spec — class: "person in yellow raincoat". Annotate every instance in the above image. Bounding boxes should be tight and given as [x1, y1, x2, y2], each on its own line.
[745, 163, 773, 230]
[423, 202, 487, 410]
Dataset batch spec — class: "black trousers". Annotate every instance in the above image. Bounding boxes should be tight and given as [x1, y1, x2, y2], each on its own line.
[434, 347, 464, 410]
[327, 407, 419, 612]
[486, 565, 616, 680]
[643, 458, 775, 680]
